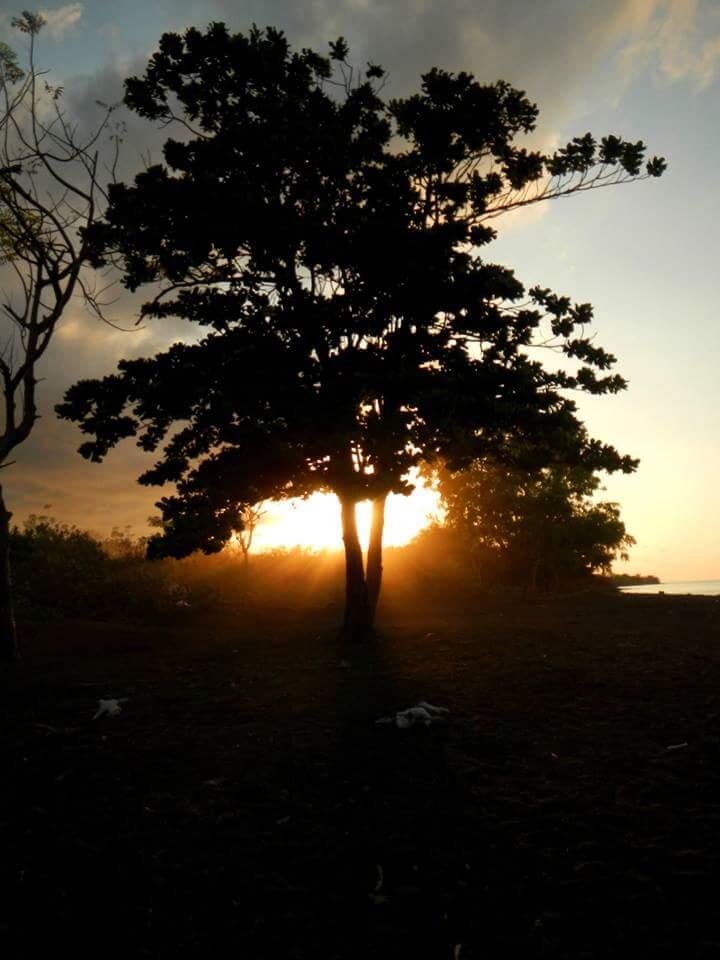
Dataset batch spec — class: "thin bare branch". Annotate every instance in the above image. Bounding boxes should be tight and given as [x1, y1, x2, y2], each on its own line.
[0, 21, 121, 467]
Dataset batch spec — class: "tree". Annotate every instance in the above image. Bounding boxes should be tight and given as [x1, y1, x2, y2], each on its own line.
[436, 455, 635, 590]
[235, 502, 267, 569]
[57, 24, 665, 639]
[0, 13, 118, 660]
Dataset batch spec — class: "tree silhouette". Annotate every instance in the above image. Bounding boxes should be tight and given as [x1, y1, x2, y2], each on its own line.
[436, 455, 635, 590]
[58, 24, 664, 638]
[235, 503, 267, 569]
[0, 14, 118, 660]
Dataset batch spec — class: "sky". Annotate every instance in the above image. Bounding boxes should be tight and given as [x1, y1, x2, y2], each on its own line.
[1, 0, 719, 579]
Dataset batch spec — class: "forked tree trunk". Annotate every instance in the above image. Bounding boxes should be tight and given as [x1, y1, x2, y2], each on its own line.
[340, 496, 372, 640]
[0, 484, 19, 662]
[366, 494, 386, 621]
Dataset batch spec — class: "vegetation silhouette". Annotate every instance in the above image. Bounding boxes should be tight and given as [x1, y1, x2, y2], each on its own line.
[58, 24, 665, 639]
[611, 571, 660, 586]
[10, 515, 177, 620]
[433, 457, 634, 591]
[8, 510, 624, 629]
[0, 13, 119, 660]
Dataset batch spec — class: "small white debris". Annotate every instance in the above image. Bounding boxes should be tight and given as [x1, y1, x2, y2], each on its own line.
[93, 698, 128, 720]
[276, 816, 291, 826]
[368, 864, 386, 903]
[396, 708, 435, 729]
[416, 701, 449, 715]
[339, 659, 351, 669]
[34, 722, 60, 735]
[667, 741, 689, 752]
[376, 702, 449, 729]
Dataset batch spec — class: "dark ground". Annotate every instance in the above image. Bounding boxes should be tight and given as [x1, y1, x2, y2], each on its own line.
[3, 588, 720, 958]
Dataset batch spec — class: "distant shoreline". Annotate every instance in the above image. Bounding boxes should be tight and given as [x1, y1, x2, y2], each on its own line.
[619, 579, 720, 596]
[611, 573, 660, 586]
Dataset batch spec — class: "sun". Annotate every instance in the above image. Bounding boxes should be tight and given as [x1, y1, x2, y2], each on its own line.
[252, 479, 440, 553]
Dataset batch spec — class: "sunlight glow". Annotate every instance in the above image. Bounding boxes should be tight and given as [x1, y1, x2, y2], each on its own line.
[252, 479, 440, 553]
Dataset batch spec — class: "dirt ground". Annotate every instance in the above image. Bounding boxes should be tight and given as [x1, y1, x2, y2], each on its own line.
[3, 588, 720, 959]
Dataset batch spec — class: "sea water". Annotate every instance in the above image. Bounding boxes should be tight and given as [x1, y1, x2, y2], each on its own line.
[620, 580, 720, 596]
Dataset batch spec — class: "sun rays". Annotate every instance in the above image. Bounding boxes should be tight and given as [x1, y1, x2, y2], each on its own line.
[251, 482, 440, 553]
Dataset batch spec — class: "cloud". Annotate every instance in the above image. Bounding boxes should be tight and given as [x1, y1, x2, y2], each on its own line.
[4, 390, 160, 536]
[51, 2, 720, 150]
[39, 3, 83, 40]
[617, 0, 720, 89]
[120, 0, 720, 131]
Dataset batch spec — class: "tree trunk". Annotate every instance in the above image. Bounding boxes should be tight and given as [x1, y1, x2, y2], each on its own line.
[366, 493, 386, 622]
[340, 496, 371, 640]
[0, 484, 19, 662]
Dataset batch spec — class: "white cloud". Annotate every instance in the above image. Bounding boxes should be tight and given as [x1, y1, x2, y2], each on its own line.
[39, 3, 83, 40]
[617, 0, 720, 89]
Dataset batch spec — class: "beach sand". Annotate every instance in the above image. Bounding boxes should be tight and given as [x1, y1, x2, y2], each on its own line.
[2, 589, 720, 958]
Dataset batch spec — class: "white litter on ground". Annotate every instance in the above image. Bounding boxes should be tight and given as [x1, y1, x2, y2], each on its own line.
[368, 863, 386, 904]
[376, 701, 449, 729]
[93, 698, 128, 720]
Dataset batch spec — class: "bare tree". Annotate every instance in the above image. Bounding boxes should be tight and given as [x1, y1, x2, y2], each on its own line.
[236, 502, 267, 569]
[0, 13, 119, 660]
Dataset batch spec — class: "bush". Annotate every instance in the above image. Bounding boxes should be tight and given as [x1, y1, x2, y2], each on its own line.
[10, 515, 204, 620]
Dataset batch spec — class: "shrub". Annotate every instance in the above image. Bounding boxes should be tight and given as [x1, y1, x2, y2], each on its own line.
[10, 516, 200, 620]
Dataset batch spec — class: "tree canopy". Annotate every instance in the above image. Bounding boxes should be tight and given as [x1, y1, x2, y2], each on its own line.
[58, 24, 665, 634]
[435, 456, 635, 590]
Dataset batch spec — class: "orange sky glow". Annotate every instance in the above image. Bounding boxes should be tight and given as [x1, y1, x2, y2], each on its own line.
[252, 482, 441, 553]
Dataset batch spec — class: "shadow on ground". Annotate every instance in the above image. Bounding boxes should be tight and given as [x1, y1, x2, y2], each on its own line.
[3, 591, 720, 958]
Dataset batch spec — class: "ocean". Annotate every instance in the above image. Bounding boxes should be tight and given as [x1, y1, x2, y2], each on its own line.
[620, 580, 720, 596]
